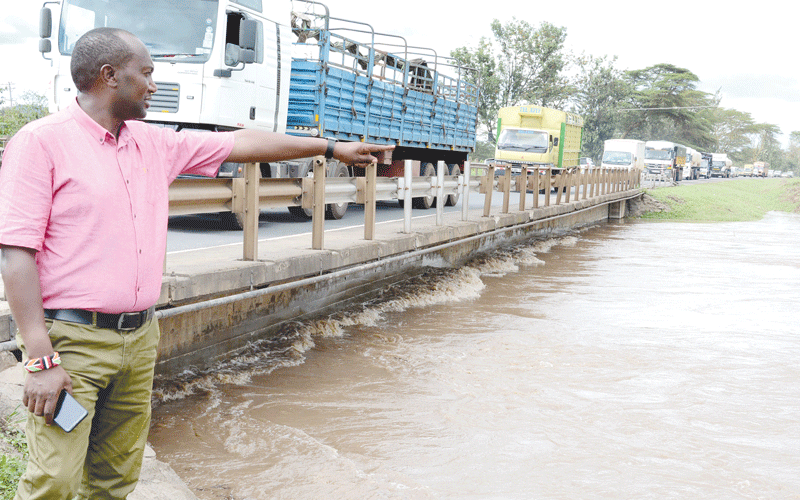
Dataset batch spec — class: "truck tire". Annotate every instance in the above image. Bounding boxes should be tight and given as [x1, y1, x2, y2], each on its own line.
[445, 163, 460, 206]
[412, 163, 436, 209]
[325, 161, 349, 220]
[219, 211, 245, 230]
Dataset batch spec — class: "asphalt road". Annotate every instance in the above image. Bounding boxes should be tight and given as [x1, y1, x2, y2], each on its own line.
[165, 175, 737, 254]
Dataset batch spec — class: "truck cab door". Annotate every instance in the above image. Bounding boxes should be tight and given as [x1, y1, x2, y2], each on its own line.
[216, 12, 271, 130]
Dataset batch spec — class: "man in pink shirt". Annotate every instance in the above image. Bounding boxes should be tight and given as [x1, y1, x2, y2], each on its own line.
[0, 27, 392, 500]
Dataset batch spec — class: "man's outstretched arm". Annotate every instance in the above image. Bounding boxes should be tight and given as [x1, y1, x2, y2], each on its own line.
[227, 130, 394, 167]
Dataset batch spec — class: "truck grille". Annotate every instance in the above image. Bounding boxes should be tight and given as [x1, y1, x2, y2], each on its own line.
[150, 82, 180, 113]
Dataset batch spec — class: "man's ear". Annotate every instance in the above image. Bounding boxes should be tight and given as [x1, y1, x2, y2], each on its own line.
[99, 64, 117, 88]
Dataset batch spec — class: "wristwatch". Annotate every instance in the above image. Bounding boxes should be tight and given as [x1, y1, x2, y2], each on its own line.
[324, 138, 337, 159]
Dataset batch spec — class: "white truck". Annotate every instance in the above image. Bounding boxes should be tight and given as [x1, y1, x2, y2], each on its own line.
[601, 139, 645, 171]
[644, 140, 687, 181]
[709, 153, 732, 178]
[37, 0, 479, 225]
[684, 147, 702, 180]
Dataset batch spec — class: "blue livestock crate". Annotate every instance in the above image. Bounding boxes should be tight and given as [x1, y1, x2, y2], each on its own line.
[287, 54, 477, 154]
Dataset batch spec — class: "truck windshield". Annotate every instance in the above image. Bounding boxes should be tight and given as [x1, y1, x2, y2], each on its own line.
[645, 149, 672, 160]
[602, 151, 632, 165]
[711, 161, 726, 167]
[59, 0, 219, 63]
[496, 129, 549, 153]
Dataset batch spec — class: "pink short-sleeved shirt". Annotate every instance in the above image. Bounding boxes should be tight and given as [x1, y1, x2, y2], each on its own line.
[0, 101, 235, 313]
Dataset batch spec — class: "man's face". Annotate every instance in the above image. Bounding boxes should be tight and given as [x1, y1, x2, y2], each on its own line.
[111, 36, 157, 121]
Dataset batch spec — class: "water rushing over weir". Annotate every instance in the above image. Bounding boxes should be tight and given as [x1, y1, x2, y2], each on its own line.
[148, 213, 800, 499]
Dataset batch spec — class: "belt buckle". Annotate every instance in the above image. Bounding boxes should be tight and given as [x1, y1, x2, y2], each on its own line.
[116, 312, 140, 331]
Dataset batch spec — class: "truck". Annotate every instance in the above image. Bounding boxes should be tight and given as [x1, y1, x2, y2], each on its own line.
[37, 0, 479, 224]
[490, 106, 583, 187]
[644, 141, 687, 181]
[742, 164, 754, 177]
[601, 139, 644, 171]
[709, 153, 732, 178]
[753, 161, 770, 178]
[684, 147, 702, 180]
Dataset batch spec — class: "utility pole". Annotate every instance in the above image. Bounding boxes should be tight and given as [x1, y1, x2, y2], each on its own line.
[5, 82, 14, 107]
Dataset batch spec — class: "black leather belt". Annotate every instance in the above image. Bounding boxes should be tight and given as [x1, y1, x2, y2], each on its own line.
[43, 307, 155, 331]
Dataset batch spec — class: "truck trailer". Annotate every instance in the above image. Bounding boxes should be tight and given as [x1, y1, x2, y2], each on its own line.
[37, 0, 479, 223]
[491, 106, 583, 181]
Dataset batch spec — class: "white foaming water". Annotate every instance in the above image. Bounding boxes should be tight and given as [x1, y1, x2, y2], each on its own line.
[152, 234, 567, 403]
[149, 215, 800, 499]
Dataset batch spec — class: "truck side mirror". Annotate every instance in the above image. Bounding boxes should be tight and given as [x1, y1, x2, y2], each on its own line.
[39, 8, 52, 54]
[553, 137, 559, 147]
[239, 19, 257, 51]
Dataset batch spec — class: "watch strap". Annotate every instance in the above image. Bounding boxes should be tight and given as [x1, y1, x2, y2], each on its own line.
[325, 138, 337, 159]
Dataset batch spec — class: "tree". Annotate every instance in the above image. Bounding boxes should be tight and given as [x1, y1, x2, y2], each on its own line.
[569, 54, 632, 162]
[0, 91, 49, 138]
[451, 18, 570, 145]
[620, 64, 714, 149]
[786, 131, 800, 174]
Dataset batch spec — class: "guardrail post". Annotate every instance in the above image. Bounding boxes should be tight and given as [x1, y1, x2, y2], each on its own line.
[461, 160, 470, 221]
[501, 165, 511, 214]
[532, 171, 539, 209]
[436, 160, 445, 226]
[564, 171, 572, 204]
[364, 163, 377, 240]
[312, 156, 325, 250]
[555, 172, 564, 205]
[242, 162, 259, 261]
[403, 159, 412, 234]
[518, 166, 528, 211]
[483, 165, 495, 217]
[545, 168, 552, 207]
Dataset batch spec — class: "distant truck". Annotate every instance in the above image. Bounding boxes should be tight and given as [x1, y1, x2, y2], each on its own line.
[682, 147, 701, 180]
[742, 164, 754, 177]
[644, 141, 687, 181]
[710, 153, 732, 178]
[698, 152, 712, 179]
[601, 139, 645, 171]
[491, 106, 583, 183]
[753, 161, 770, 178]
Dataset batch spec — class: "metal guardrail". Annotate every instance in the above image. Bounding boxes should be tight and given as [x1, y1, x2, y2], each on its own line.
[168, 160, 643, 261]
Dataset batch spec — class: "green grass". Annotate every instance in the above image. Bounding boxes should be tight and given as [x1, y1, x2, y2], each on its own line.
[0, 410, 27, 500]
[641, 178, 800, 222]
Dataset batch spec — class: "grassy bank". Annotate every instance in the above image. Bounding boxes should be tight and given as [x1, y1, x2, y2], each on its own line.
[0, 411, 26, 500]
[639, 178, 800, 222]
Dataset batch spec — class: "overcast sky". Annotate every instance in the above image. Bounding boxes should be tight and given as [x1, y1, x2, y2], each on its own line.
[1, 0, 797, 146]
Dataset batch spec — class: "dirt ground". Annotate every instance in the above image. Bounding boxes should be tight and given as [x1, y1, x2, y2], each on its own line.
[626, 193, 671, 217]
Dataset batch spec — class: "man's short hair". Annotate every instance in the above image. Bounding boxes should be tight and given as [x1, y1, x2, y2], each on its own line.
[70, 28, 137, 92]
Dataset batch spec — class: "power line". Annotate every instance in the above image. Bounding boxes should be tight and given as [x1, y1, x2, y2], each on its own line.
[617, 105, 717, 112]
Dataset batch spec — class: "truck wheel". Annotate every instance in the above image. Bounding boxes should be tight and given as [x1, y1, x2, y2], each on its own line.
[412, 163, 436, 209]
[219, 211, 245, 230]
[288, 206, 312, 220]
[325, 161, 349, 220]
[445, 163, 460, 206]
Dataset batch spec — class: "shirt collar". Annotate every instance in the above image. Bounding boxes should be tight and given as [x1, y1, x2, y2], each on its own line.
[67, 97, 131, 145]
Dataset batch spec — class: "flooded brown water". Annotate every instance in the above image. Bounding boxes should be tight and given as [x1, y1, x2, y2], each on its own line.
[148, 212, 800, 499]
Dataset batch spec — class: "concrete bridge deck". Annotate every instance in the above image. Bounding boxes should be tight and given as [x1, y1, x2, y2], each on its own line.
[0, 188, 641, 375]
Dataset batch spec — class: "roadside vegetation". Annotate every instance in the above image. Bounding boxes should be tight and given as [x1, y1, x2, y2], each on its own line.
[638, 179, 800, 222]
[0, 410, 27, 500]
[450, 19, 799, 176]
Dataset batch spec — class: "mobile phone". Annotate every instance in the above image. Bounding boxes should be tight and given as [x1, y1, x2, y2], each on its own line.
[54, 390, 88, 433]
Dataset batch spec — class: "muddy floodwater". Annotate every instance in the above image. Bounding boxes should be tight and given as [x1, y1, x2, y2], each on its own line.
[148, 212, 800, 500]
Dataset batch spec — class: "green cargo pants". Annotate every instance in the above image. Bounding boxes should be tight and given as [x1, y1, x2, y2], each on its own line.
[15, 315, 160, 500]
